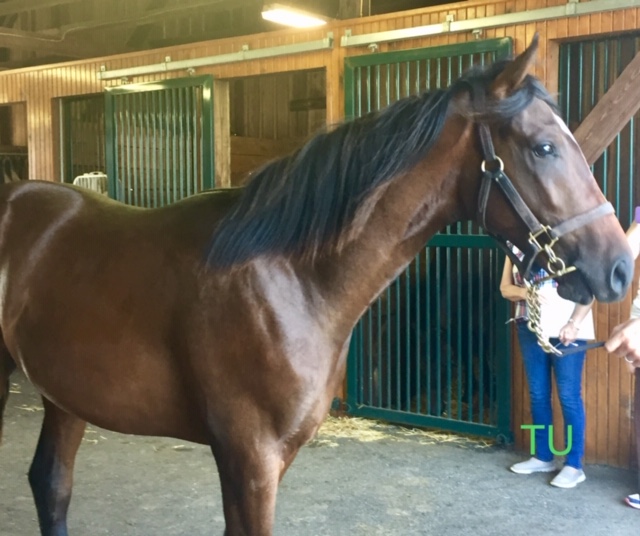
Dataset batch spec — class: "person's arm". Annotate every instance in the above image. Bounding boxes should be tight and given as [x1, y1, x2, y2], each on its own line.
[602, 214, 640, 369]
[499, 257, 527, 302]
[559, 301, 594, 345]
[605, 317, 640, 369]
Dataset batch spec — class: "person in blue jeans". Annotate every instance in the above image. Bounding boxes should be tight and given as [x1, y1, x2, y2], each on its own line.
[501, 247, 593, 489]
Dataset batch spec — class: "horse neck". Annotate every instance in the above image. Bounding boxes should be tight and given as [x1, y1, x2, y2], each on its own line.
[314, 115, 476, 336]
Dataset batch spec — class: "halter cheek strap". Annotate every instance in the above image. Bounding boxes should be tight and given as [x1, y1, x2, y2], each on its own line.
[475, 122, 614, 280]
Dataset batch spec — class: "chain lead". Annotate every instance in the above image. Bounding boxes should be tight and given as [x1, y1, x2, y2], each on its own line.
[525, 281, 561, 355]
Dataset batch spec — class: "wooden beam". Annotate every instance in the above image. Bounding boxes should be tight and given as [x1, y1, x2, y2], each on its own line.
[51, 0, 257, 36]
[0, 27, 110, 57]
[573, 49, 640, 166]
[214, 80, 231, 188]
[0, 0, 84, 18]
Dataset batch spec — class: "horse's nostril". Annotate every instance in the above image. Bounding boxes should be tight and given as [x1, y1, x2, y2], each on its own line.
[610, 257, 632, 298]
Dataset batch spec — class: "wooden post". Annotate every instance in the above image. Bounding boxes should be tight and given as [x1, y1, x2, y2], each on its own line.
[573, 50, 640, 166]
[213, 79, 231, 188]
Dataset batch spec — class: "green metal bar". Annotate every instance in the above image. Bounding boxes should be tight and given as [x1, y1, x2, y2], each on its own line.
[428, 234, 495, 248]
[395, 278, 401, 409]
[201, 76, 214, 189]
[478, 248, 485, 422]
[348, 406, 505, 438]
[178, 87, 186, 201]
[144, 92, 152, 207]
[366, 66, 372, 113]
[425, 247, 432, 415]
[346, 331, 360, 408]
[467, 248, 473, 422]
[343, 61, 355, 121]
[404, 266, 411, 411]
[384, 286, 400, 409]
[185, 87, 193, 197]
[435, 247, 442, 416]
[356, 67, 362, 117]
[415, 252, 422, 414]
[191, 87, 198, 195]
[151, 90, 158, 207]
[445, 248, 452, 418]
[394, 63, 400, 103]
[171, 88, 179, 204]
[404, 61, 410, 98]
[375, 302, 383, 405]
[127, 95, 136, 206]
[158, 90, 166, 207]
[456, 248, 462, 421]
[164, 90, 171, 206]
[137, 93, 145, 206]
[385, 63, 391, 107]
[375, 64, 381, 111]
[105, 92, 117, 199]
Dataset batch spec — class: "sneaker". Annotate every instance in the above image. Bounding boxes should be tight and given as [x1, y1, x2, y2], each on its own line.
[550, 466, 586, 488]
[510, 457, 556, 474]
[625, 493, 640, 510]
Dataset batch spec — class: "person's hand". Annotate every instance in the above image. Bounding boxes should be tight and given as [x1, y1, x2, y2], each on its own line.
[559, 321, 579, 345]
[604, 317, 640, 370]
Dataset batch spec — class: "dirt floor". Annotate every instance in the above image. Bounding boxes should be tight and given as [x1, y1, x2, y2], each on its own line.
[1, 372, 638, 536]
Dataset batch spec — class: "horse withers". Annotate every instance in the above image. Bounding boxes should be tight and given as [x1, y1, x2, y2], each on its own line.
[0, 35, 633, 535]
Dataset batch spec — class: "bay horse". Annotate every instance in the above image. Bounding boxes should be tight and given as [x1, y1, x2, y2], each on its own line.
[0, 36, 633, 536]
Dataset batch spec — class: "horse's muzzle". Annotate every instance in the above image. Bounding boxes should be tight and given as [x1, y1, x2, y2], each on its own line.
[608, 255, 633, 301]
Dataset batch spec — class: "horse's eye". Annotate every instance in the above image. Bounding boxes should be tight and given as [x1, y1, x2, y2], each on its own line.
[533, 143, 555, 157]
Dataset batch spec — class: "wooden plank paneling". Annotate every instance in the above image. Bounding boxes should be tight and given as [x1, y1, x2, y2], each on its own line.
[213, 79, 230, 188]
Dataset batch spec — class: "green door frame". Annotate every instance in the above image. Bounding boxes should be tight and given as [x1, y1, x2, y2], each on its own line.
[344, 39, 513, 441]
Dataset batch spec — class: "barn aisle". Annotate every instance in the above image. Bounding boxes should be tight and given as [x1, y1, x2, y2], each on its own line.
[0, 372, 636, 536]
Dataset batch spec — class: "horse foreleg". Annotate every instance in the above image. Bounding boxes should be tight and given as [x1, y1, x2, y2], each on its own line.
[213, 442, 285, 536]
[0, 350, 16, 443]
[28, 397, 86, 536]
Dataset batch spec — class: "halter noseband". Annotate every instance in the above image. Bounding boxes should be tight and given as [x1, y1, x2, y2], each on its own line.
[475, 122, 613, 281]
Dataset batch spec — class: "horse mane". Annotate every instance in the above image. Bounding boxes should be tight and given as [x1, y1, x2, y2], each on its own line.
[206, 59, 556, 268]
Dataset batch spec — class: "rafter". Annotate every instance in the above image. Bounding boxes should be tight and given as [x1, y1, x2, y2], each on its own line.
[0, 0, 85, 18]
[44, 0, 259, 38]
[0, 26, 119, 57]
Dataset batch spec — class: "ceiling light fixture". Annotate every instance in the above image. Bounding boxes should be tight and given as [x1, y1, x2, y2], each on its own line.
[261, 3, 327, 28]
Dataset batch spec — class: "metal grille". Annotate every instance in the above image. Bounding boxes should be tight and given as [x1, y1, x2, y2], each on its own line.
[559, 33, 640, 228]
[60, 94, 106, 183]
[344, 40, 513, 439]
[105, 76, 214, 207]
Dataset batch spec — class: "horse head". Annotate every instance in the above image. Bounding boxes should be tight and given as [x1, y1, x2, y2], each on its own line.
[458, 35, 632, 305]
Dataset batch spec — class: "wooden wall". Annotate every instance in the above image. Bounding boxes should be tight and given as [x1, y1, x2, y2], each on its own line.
[0, 0, 638, 467]
[229, 69, 326, 185]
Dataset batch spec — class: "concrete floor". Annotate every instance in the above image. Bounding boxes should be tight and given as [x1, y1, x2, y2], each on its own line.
[1, 373, 637, 536]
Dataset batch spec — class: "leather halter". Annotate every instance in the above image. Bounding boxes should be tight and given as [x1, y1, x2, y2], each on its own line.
[475, 122, 614, 281]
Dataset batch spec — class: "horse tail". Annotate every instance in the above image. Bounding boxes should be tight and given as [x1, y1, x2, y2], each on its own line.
[0, 347, 16, 444]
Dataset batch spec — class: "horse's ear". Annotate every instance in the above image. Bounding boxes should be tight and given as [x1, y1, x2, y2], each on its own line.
[490, 33, 539, 98]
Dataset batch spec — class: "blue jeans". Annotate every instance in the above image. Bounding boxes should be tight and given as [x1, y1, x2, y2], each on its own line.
[517, 323, 586, 469]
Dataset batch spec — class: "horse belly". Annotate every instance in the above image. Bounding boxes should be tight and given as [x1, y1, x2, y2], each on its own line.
[13, 336, 208, 443]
